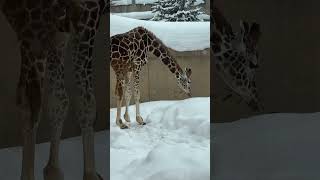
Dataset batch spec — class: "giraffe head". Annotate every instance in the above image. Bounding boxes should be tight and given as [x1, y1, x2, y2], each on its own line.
[176, 67, 192, 97]
[238, 20, 261, 68]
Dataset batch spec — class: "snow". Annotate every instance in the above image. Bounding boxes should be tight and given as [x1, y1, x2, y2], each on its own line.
[213, 113, 320, 179]
[110, 97, 210, 180]
[112, 0, 204, 6]
[110, 14, 210, 51]
[114, 11, 210, 20]
[0, 131, 108, 180]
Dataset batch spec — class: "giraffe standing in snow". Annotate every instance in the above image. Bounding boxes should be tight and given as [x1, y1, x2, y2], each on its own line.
[110, 26, 192, 129]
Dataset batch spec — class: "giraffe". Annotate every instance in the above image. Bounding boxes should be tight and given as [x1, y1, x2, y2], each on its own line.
[1, 0, 107, 179]
[212, 6, 263, 112]
[110, 26, 192, 129]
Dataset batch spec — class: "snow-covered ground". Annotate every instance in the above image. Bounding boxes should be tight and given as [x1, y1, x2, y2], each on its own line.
[110, 14, 210, 51]
[0, 131, 108, 180]
[110, 97, 210, 180]
[113, 11, 210, 21]
[112, 0, 204, 6]
[213, 113, 320, 180]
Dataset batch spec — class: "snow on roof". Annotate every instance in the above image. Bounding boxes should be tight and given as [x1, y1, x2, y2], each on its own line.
[112, 0, 205, 6]
[113, 10, 210, 21]
[110, 14, 210, 52]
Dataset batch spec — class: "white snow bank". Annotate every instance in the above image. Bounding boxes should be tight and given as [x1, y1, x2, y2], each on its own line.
[112, 0, 204, 6]
[110, 14, 210, 51]
[110, 97, 210, 180]
[0, 131, 108, 180]
[213, 112, 320, 180]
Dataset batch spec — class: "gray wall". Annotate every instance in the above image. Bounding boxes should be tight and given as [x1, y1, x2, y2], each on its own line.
[213, 0, 320, 122]
[110, 49, 210, 108]
[0, 13, 109, 148]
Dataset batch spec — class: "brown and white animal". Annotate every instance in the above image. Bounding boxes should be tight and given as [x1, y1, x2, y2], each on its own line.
[110, 26, 192, 129]
[212, 6, 263, 111]
[0, 0, 107, 179]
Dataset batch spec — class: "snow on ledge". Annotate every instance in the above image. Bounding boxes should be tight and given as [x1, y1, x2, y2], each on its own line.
[110, 14, 210, 52]
[112, 0, 205, 6]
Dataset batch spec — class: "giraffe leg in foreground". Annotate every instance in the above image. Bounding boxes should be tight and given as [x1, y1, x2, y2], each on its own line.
[43, 34, 69, 180]
[133, 72, 146, 125]
[123, 72, 133, 124]
[115, 78, 129, 129]
[18, 42, 46, 180]
[71, 34, 103, 180]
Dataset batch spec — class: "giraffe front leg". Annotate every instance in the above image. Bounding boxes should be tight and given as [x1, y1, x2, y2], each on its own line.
[43, 39, 69, 180]
[123, 72, 133, 124]
[133, 73, 146, 125]
[18, 45, 46, 180]
[71, 32, 103, 180]
[115, 79, 129, 129]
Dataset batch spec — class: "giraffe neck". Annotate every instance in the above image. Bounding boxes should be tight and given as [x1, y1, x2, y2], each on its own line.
[137, 27, 183, 76]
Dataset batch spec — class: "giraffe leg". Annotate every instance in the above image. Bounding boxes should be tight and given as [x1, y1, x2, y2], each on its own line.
[133, 72, 146, 125]
[17, 43, 46, 180]
[71, 35, 102, 180]
[123, 72, 133, 124]
[43, 36, 69, 180]
[115, 78, 129, 129]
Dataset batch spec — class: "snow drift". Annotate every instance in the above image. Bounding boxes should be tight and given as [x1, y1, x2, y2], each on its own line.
[213, 112, 320, 180]
[110, 97, 210, 180]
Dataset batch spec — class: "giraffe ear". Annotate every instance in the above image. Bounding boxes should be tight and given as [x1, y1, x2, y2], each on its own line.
[240, 20, 249, 36]
[185, 68, 192, 78]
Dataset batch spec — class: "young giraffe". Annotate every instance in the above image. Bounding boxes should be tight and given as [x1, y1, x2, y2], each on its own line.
[1, 0, 107, 180]
[111, 26, 192, 129]
[212, 6, 263, 111]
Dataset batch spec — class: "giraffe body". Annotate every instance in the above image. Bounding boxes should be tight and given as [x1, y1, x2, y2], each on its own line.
[1, 0, 107, 179]
[212, 6, 263, 111]
[111, 26, 192, 129]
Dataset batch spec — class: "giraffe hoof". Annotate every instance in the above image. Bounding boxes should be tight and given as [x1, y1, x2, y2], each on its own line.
[136, 116, 146, 125]
[124, 113, 131, 122]
[120, 124, 129, 129]
[43, 165, 64, 180]
[83, 172, 103, 180]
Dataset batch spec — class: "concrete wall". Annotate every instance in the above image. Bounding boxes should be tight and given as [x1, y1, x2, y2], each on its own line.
[213, 0, 320, 122]
[110, 49, 210, 108]
[0, 14, 109, 148]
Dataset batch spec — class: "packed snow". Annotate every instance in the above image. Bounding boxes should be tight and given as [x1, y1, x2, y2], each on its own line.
[0, 132, 108, 180]
[213, 112, 320, 180]
[110, 97, 210, 180]
[112, 0, 204, 6]
[110, 14, 210, 51]
[114, 11, 210, 21]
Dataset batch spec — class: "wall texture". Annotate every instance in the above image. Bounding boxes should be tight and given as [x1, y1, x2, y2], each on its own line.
[0, 14, 109, 148]
[213, 0, 320, 122]
[110, 49, 210, 108]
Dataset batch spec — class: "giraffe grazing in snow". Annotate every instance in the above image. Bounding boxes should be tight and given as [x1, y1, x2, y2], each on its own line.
[212, 6, 263, 111]
[1, 0, 107, 179]
[111, 26, 192, 129]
